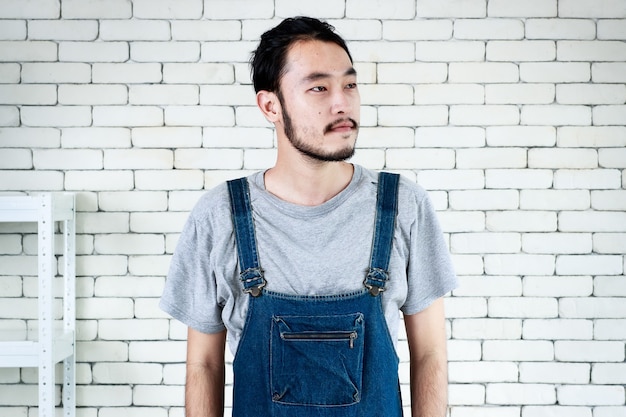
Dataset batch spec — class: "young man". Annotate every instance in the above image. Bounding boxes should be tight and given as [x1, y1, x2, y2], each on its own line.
[160, 16, 457, 417]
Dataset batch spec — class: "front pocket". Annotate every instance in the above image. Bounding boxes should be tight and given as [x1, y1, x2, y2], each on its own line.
[270, 313, 365, 407]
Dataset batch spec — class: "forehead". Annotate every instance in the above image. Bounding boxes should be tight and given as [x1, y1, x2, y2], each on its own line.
[282, 40, 354, 83]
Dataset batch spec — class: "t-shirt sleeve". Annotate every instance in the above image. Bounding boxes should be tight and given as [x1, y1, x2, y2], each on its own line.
[401, 191, 458, 316]
[159, 211, 226, 334]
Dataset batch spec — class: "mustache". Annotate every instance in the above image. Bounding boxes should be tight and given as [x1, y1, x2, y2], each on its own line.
[323, 118, 359, 134]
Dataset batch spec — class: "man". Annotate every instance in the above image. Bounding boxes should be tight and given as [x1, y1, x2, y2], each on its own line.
[160, 16, 457, 417]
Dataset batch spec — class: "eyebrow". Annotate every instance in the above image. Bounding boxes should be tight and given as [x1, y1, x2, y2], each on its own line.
[302, 67, 357, 83]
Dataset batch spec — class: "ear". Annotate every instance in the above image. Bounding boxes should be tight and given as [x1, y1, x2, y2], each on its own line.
[256, 90, 282, 123]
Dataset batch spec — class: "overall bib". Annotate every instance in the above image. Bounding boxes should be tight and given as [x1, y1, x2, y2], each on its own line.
[227, 172, 403, 417]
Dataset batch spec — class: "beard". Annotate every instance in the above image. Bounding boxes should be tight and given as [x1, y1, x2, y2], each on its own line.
[282, 105, 358, 163]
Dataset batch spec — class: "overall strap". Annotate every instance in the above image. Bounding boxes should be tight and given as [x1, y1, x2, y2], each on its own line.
[365, 172, 400, 296]
[227, 178, 266, 297]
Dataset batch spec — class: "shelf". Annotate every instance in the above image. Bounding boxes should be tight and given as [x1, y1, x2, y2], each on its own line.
[0, 193, 76, 417]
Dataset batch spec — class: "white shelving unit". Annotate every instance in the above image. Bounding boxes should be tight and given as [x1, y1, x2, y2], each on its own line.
[0, 193, 76, 417]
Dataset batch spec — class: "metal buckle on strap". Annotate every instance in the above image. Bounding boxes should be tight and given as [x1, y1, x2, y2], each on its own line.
[244, 280, 266, 297]
[365, 282, 385, 297]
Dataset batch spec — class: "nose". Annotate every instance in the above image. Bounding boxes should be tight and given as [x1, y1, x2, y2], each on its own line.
[331, 89, 351, 115]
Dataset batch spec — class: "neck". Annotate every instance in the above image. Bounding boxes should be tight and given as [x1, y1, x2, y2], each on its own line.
[264, 158, 354, 206]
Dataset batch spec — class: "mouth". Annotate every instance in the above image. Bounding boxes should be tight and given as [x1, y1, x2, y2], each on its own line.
[324, 118, 358, 134]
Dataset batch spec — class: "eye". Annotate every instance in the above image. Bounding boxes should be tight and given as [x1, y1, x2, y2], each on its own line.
[346, 83, 357, 89]
[310, 86, 327, 92]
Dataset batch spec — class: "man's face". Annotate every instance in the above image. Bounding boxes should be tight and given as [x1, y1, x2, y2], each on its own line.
[276, 40, 360, 162]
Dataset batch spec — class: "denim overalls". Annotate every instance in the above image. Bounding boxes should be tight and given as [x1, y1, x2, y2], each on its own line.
[227, 172, 403, 417]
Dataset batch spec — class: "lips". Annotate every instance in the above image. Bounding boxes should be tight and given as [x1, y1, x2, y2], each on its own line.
[325, 118, 357, 134]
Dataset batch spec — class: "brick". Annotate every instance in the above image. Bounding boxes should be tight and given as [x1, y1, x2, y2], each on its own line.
[483, 340, 553, 361]
[200, 85, 258, 106]
[163, 63, 234, 84]
[559, 0, 626, 18]
[203, 127, 275, 149]
[0, 41, 57, 62]
[379, 105, 448, 127]
[134, 385, 185, 407]
[526, 19, 596, 40]
[558, 126, 626, 147]
[486, 383, 556, 405]
[554, 169, 621, 189]
[521, 363, 590, 384]
[415, 127, 485, 148]
[59, 41, 129, 62]
[201, 40, 258, 63]
[524, 275, 593, 297]
[594, 234, 626, 254]
[448, 384, 486, 406]
[132, 41, 199, 62]
[560, 296, 626, 318]
[129, 340, 186, 362]
[452, 318, 522, 339]
[484, 254, 555, 275]
[135, 170, 204, 191]
[29, 19, 98, 41]
[236, 105, 272, 127]
[243, 148, 278, 170]
[593, 105, 626, 125]
[378, 63, 447, 83]
[130, 85, 199, 105]
[593, 363, 626, 384]
[520, 62, 590, 82]
[446, 297, 487, 318]
[449, 63, 518, 83]
[386, 148, 455, 169]
[104, 149, 173, 170]
[528, 148, 597, 168]
[521, 105, 591, 126]
[451, 105, 520, 126]
[361, 84, 414, 106]
[523, 319, 593, 340]
[595, 276, 626, 296]
[331, 19, 383, 41]
[22, 62, 91, 83]
[59, 84, 128, 105]
[453, 276, 522, 297]
[203, 0, 274, 19]
[93, 63, 162, 83]
[345, 0, 415, 18]
[100, 20, 171, 41]
[0, 64, 20, 83]
[93, 106, 163, 127]
[349, 41, 416, 63]
[76, 212, 129, 234]
[133, 0, 202, 18]
[600, 148, 626, 168]
[522, 233, 592, 254]
[592, 63, 626, 82]
[557, 385, 625, 406]
[452, 254, 484, 275]
[0, 170, 56, 191]
[62, 127, 130, 148]
[62, 0, 131, 18]
[438, 211, 486, 233]
[77, 297, 134, 319]
[486, 169, 553, 189]
[415, 84, 484, 105]
[93, 362, 163, 384]
[99, 318, 169, 340]
[488, 0, 557, 17]
[486, 83, 555, 104]
[129, 254, 171, 276]
[559, 211, 626, 232]
[416, 0, 486, 17]
[130, 212, 189, 233]
[594, 407, 626, 417]
[168, 191, 204, 212]
[449, 362, 518, 383]
[99, 191, 168, 212]
[454, 18, 524, 40]
[0, 149, 31, 169]
[175, 148, 243, 169]
[0, 385, 37, 406]
[171, 20, 241, 41]
[133, 127, 202, 148]
[557, 41, 626, 62]
[78, 385, 132, 406]
[598, 19, 626, 40]
[557, 84, 626, 105]
[21, 106, 92, 127]
[487, 40, 556, 61]
[33, 149, 103, 170]
[487, 211, 557, 232]
[458, 148, 527, 169]
[415, 41, 485, 62]
[164, 106, 235, 127]
[383, 20, 452, 41]
[0, 20, 25, 40]
[66, 170, 133, 191]
[595, 319, 626, 340]
[487, 126, 556, 147]
[77, 254, 128, 276]
[100, 408, 168, 417]
[451, 233, 520, 254]
[418, 169, 484, 190]
[95, 234, 164, 255]
[0, 0, 60, 18]
[490, 297, 558, 318]
[448, 340, 482, 361]
[95, 276, 165, 297]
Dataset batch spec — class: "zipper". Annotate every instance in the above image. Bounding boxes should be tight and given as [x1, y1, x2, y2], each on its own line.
[281, 331, 358, 348]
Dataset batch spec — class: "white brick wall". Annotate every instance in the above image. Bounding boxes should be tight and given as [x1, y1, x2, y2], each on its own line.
[0, 1, 624, 416]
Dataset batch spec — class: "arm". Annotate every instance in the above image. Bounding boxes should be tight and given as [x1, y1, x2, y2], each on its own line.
[186, 327, 227, 417]
[404, 298, 449, 417]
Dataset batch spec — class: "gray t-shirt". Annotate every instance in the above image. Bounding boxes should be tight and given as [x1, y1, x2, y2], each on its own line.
[160, 165, 457, 355]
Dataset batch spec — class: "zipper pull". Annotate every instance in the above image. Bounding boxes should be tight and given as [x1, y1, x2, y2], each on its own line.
[349, 332, 357, 349]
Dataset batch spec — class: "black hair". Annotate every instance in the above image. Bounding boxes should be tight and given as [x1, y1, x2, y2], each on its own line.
[250, 16, 353, 94]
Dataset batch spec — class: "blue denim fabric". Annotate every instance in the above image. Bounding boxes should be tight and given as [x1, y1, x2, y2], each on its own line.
[228, 173, 403, 417]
